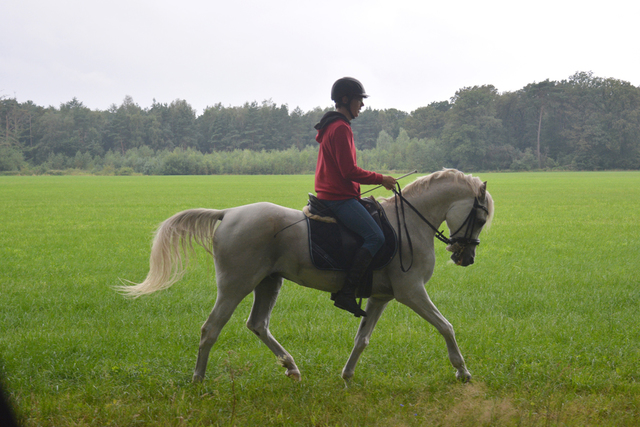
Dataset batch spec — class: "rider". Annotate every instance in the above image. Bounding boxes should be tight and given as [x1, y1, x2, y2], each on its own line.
[314, 77, 397, 317]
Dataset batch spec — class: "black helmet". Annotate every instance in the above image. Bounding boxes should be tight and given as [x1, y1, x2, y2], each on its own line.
[330, 77, 369, 102]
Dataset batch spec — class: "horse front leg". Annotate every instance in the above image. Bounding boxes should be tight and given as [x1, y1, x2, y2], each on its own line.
[341, 297, 389, 381]
[396, 287, 471, 382]
[246, 275, 301, 381]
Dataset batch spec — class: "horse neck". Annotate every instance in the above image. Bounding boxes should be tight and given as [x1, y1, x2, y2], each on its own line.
[399, 179, 474, 227]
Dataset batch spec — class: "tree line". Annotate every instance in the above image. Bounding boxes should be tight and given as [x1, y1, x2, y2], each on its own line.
[2, 71, 639, 175]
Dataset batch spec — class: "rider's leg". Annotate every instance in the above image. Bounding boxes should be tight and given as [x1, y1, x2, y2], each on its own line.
[321, 198, 384, 317]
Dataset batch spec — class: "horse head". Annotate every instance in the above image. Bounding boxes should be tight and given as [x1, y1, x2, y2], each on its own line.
[445, 181, 492, 267]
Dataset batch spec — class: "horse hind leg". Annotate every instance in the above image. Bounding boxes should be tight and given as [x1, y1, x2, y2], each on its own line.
[246, 275, 301, 381]
[193, 289, 249, 382]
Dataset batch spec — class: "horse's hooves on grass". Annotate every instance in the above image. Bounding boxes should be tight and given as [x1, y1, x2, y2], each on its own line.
[286, 369, 301, 382]
[192, 374, 205, 383]
[456, 370, 472, 383]
[341, 376, 353, 389]
[341, 372, 354, 381]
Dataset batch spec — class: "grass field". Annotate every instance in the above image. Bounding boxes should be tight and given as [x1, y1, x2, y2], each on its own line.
[1, 172, 639, 426]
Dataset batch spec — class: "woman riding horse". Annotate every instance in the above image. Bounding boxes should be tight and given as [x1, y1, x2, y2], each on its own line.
[314, 77, 397, 317]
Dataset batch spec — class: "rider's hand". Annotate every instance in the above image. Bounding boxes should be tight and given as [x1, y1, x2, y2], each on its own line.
[381, 175, 397, 191]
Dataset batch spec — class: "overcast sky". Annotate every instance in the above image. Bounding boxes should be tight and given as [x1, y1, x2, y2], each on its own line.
[2, 0, 639, 114]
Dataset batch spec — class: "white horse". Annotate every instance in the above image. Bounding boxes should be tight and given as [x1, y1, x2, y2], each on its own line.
[120, 169, 494, 383]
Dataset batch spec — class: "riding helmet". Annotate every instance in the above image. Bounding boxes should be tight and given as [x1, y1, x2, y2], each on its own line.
[330, 77, 369, 102]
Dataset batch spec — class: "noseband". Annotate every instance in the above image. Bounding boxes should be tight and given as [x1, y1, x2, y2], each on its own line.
[392, 184, 488, 272]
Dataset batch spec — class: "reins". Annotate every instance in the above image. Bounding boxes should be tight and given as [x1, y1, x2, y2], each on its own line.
[274, 173, 488, 273]
[391, 183, 488, 272]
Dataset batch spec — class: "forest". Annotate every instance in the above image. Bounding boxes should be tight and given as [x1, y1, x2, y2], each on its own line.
[1, 71, 640, 175]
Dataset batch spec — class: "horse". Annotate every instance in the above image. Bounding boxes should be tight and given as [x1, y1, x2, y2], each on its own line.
[119, 168, 494, 383]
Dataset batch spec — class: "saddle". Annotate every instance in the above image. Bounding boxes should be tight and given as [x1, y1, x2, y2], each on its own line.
[304, 194, 397, 298]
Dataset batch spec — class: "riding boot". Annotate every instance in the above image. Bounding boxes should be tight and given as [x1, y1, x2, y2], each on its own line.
[333, 247, 373, 317]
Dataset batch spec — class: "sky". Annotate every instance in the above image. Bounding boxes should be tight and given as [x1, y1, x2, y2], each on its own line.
[2, 0, 639, 115]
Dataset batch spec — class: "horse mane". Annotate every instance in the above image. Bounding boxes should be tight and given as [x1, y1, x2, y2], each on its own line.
[382, 168, 494, 228]
[402, 168, 477, 196]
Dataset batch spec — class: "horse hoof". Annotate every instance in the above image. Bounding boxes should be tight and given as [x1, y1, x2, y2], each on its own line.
[192, 374, 205, 383]
[286, 369, 301, 381]
[456, 370, 472, 383]
[341, 370, 354, 381]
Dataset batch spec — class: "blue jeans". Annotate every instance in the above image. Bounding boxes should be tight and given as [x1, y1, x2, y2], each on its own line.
[321, 198, 385, 257]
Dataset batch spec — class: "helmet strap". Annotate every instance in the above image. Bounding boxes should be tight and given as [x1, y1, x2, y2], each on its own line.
[338, 96, 354, 120]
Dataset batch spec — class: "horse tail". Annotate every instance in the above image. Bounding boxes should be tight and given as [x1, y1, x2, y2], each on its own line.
[118, 208, 225, 298]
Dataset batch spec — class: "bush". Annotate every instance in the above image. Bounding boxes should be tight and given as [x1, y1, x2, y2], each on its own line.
[510, 148, 538, 171]
[0, 147, 26, 171]
[157, 149, 203, 175]
[116, 167, 135, 176]
[73, 151, 93, 169]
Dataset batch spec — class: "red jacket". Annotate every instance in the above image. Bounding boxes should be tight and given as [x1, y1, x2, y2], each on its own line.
[314, 113, 383, 200]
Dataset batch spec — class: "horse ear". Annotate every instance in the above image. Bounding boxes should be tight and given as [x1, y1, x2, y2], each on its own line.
[479, 181, 487, 199]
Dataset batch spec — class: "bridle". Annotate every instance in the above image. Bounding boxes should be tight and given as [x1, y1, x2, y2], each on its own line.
[392, 184, 489, 272]
[447, 197, 489, 246]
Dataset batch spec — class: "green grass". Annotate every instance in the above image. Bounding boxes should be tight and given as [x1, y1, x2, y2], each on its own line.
[1, 172, 639, 426]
